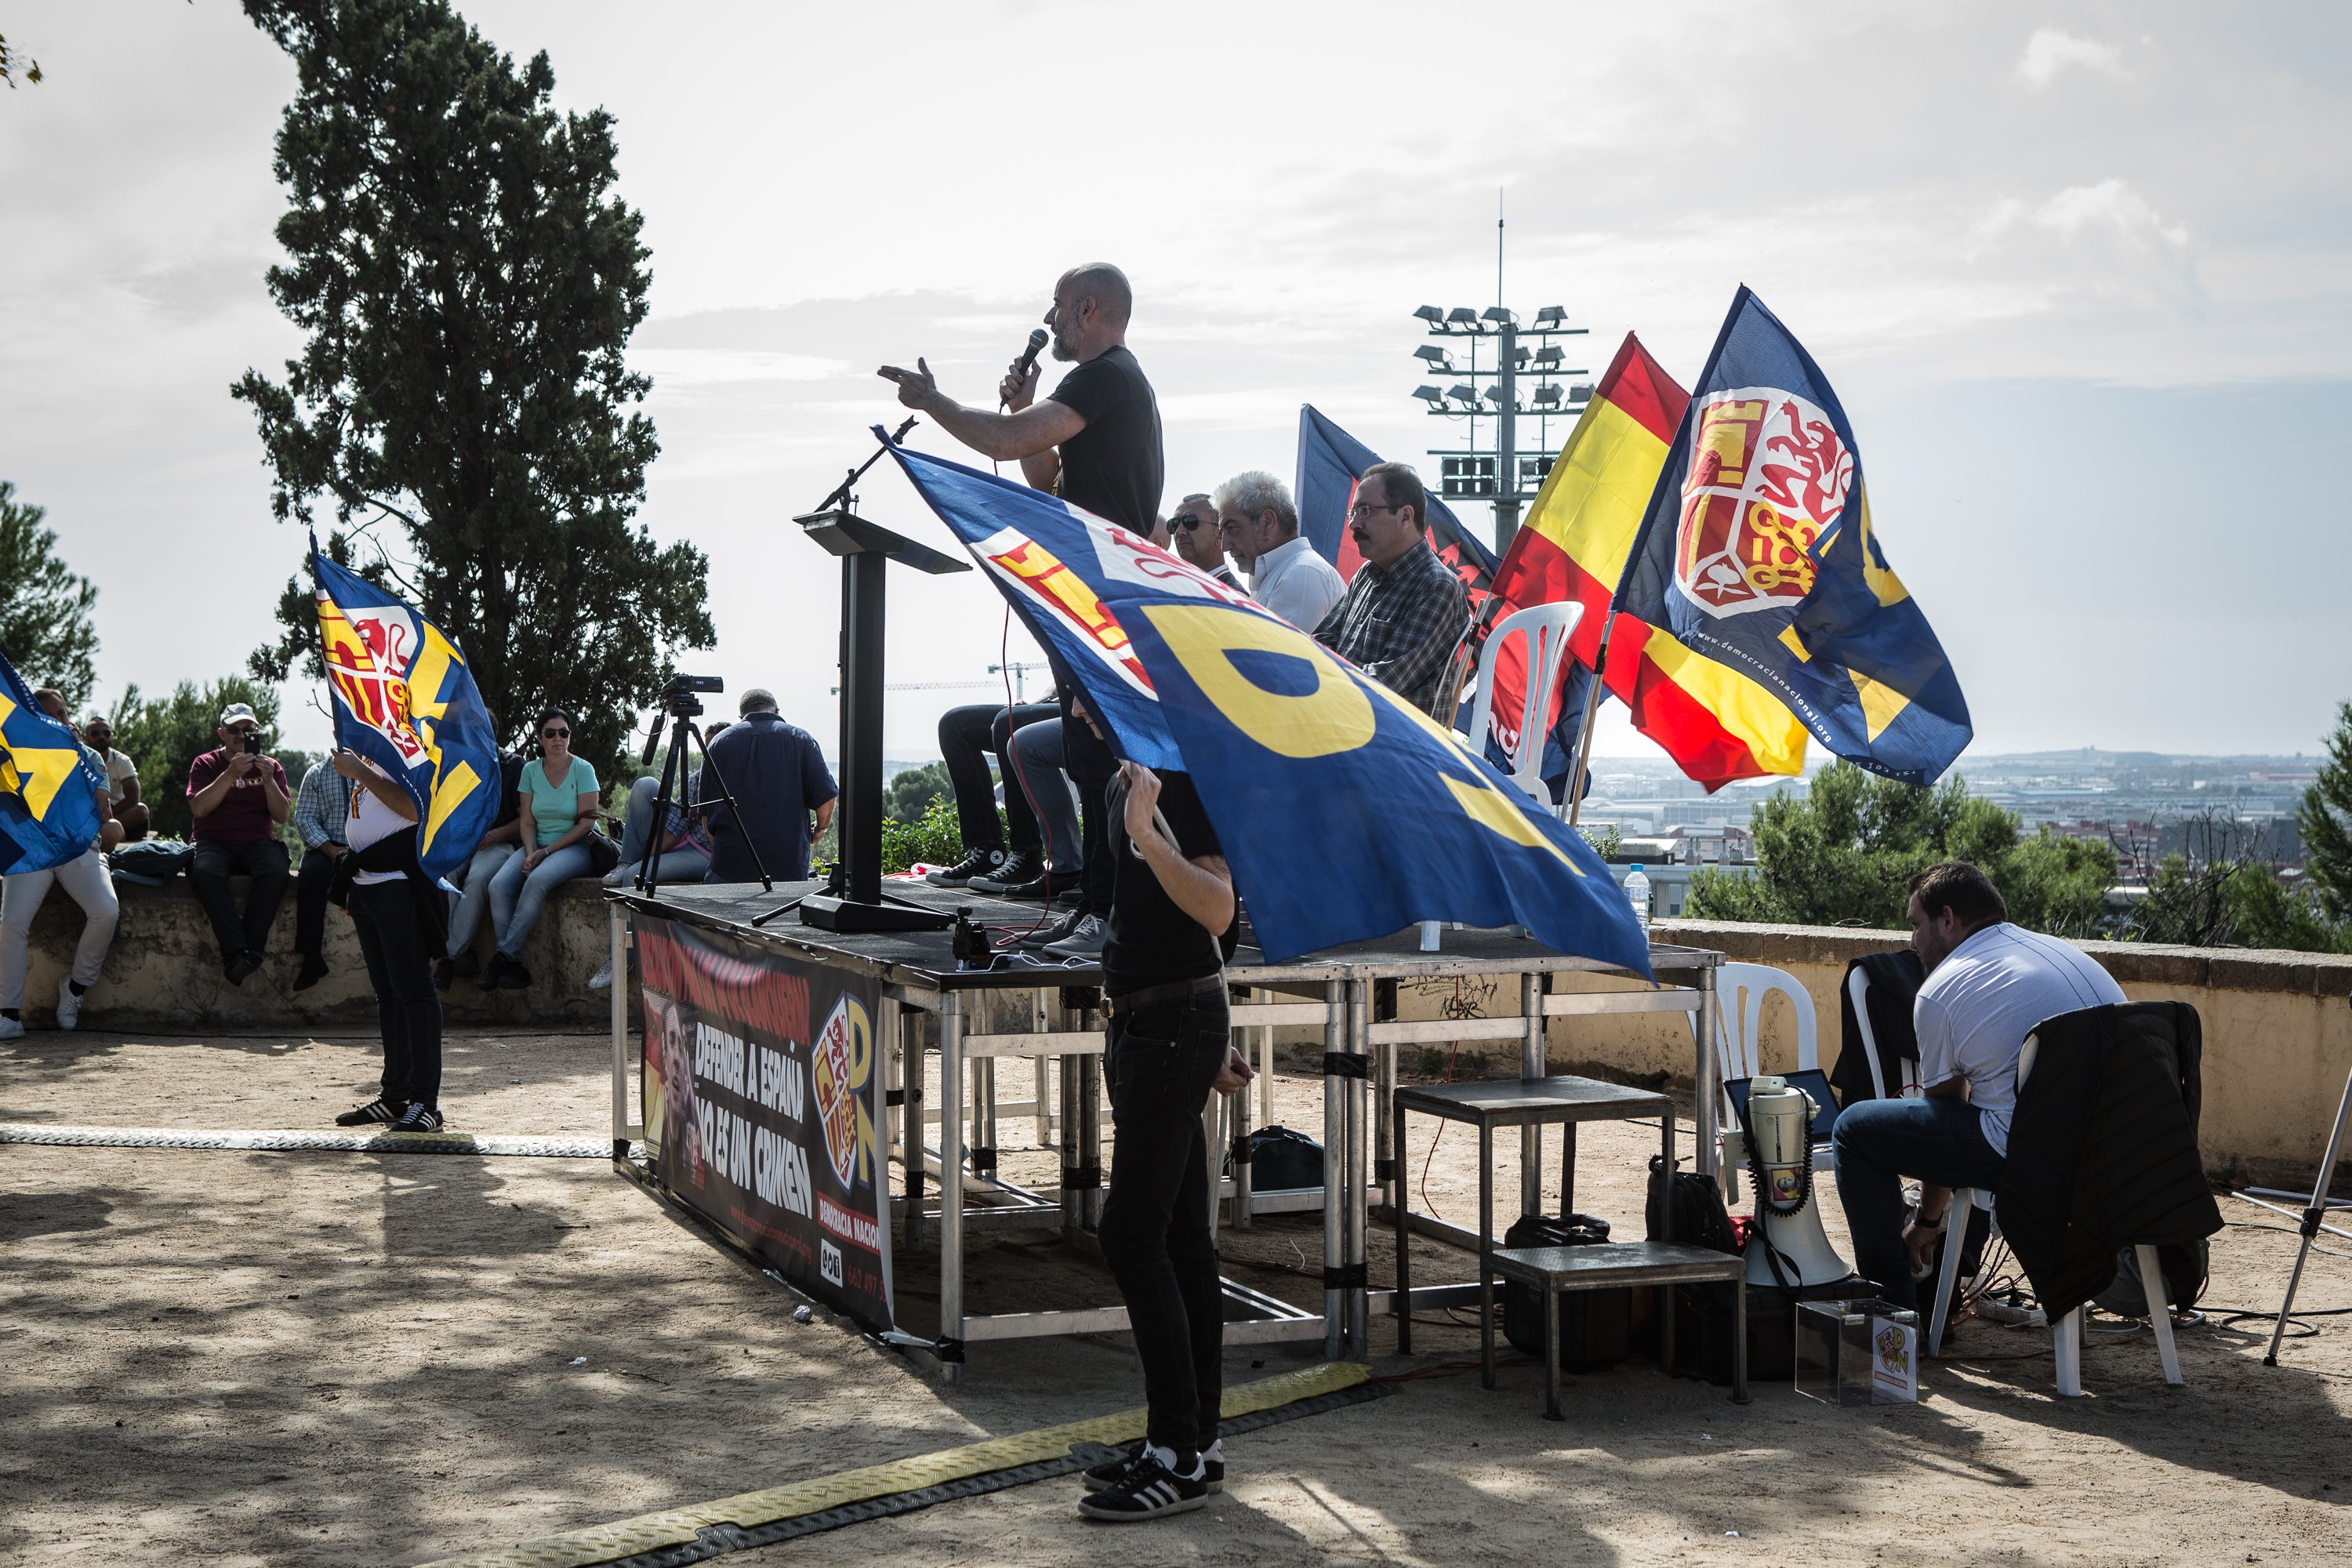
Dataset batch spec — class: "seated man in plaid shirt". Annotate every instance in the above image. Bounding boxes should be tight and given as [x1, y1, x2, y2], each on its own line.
[1312, 461, 1469, 717]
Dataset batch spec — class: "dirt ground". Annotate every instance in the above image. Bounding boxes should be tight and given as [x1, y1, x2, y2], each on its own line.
[5, 1023, 2351, 1567]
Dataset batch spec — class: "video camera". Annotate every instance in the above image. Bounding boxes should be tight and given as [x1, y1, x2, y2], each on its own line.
[655, 672, 724, 717]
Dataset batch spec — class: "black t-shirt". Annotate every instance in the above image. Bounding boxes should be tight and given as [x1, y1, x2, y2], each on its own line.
[492, 751, 528, 829]
[1047, 345, 1163, 535]
[1102, 768, 1225, 996]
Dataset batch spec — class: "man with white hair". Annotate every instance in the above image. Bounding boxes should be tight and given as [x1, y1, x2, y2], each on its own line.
[1215, 470, 1344, 630]
[701, 689, 836, 884]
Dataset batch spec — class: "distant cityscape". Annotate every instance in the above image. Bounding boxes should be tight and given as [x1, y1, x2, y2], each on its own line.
[1581, 749, 2321, 880]
[881, 745, 2325, 895]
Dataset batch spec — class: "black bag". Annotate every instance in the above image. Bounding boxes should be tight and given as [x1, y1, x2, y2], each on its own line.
[107, 838, 194, 885]
[1646, 1156, 1739, 1254]
[1228, 1125, 1322, 1191]
[1500, 1213, 1629, 1370]
[583, 826, 622, 877]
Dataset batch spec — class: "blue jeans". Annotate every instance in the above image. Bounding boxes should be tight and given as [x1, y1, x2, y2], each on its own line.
[1832, 1096, 2005, 1310]
[445, 840, 520, 956]
[1007, 717, 1081, 873]
[488, 841, 594, 961]
[612, 776, 707, 885]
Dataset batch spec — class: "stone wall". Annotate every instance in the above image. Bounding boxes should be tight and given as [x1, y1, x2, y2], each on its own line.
[1372, 920, 2352, 1183]
[6, 875, 615, 1028]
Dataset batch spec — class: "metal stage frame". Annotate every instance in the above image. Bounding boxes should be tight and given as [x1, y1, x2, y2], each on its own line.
[604, 880, 1722, 1380]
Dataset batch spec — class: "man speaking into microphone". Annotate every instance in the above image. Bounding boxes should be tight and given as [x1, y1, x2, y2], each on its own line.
[879, 264, 1163, 956]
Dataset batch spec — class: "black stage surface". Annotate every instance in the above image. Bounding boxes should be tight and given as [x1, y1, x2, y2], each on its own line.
[604, 877, 1713, 990]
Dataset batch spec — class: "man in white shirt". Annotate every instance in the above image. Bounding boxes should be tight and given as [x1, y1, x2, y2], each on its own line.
[1214, 471, 1343, 630]
[1831, 861, 2126, 1308]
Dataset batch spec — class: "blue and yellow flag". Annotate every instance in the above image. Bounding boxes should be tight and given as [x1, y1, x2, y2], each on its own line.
[886, 439, 1650, 975]
[1613, 287, 1972, 785]
[0, 652, 104, 876]
[311, 542, 499, 880]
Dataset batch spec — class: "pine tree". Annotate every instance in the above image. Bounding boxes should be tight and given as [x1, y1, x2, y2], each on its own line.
[234, 0, 711, 766]
[0, 481, 100, 709]
[2300, 701, 2352, 924]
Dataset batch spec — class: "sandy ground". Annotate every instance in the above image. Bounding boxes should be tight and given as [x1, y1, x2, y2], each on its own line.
[5, 1024, 2351, 1566]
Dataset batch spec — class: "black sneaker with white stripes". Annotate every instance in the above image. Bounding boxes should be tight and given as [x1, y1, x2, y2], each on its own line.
[334, 1097, 405, 1127]
[389, 1102, 445, 1133]
[1075, 1449, 1210, 1522]
[925, 848, 1005, 888]
[1083, 1439, 1223, 1494]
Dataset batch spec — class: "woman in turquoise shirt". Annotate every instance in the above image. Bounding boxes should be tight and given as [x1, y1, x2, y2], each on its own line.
[481, 707, 602, 990]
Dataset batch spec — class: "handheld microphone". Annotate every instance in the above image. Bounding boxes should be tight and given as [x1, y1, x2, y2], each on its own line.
[1014, 328, 1048, 380]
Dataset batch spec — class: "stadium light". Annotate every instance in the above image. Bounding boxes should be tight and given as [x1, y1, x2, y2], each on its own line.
[1445, 307, 1479, 328]
[1414, 344, 1454, 370]
[1414, 304, 1445, 325]
[1533, 304, 1566, 327]
[1533, 344, 1564, 369]
[1445, 383, 1478, 405]
[1414, 385, 1446, 406]
[1480, 306, 1516, 328]
[1532, 384, 1563, 408]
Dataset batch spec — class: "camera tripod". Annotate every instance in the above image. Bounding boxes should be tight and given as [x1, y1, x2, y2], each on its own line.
[636, 690, 771, 896]
[2263, 1000, 2352, 1366]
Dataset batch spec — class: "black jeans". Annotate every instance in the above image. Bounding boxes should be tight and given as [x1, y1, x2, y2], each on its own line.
[1098, 990, 1229, 1457]
[294, 845, 340, 960]
[350, 880, 443, 1108]
[189, 839, 292, 964]
[1058, 691, 1116, 916]
[938, 702, 1056, 854]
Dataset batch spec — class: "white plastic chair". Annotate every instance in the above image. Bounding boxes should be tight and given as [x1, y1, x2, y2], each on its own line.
[1926, 1029, 2184, 1394]
[1706, 963, 1830, 1172]
[1463, 602, 1584, 810]
[1846, 966, 1922, 1101]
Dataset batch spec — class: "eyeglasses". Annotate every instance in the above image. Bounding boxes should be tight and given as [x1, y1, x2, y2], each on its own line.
[1346, 501, 1403, 521]
[1173, 514, 1211, 531]
[541, 728, 570, 739]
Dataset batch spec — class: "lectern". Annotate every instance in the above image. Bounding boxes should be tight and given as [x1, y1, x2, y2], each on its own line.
[790, 502, 970, 934]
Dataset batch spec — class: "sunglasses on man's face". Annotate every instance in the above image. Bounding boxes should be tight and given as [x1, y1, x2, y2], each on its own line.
[1173, 513, 1211, 532]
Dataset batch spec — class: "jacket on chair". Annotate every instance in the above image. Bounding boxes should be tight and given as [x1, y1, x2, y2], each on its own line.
[1995, 1001, 2223, 1321]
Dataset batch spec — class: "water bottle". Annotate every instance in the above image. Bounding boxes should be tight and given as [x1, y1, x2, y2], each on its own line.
[1623, 864, 1652, 940]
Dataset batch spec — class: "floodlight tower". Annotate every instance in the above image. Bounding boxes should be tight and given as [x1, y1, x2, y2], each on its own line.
[1408, 217, 1595, 551]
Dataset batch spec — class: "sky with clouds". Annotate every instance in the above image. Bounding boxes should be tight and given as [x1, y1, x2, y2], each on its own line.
[3, 1, 2347, 764]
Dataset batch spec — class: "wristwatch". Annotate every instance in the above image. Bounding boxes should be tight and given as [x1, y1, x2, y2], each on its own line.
[1914, 1214, 1944, 1230]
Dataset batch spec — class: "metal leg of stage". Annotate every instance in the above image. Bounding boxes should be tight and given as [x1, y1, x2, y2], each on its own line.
[1372, 1005, 1396, 1220]
[1323, 977, 1348, 1359]
[903, 1007, 927, 1251]
[1229, 995, 1254, 1230]
[608, 905, 630, 1156]
[938, 990, 966, 1379]
[973, 1056, 998, 1183]
[1695, 963, 1721, 1178]
[1519, 971, 1544, 1219]
[1345, 978, 1371, 1354]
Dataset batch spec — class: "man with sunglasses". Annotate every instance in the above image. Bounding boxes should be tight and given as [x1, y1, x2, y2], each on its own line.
[1312, 462, 1468, 717]
[1167, 492, 1239, 590]
[185, 702, 293, 985]
[1213, 470, 1342, 630]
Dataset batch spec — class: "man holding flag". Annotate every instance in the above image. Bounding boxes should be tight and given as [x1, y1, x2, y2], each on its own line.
[0, 659, 115, 1037]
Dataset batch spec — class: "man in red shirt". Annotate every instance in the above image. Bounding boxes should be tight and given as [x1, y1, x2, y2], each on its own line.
[186, 702, 293, 984]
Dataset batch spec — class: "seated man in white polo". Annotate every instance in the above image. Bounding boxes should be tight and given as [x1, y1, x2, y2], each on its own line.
[1831, 861, 2125, 1309]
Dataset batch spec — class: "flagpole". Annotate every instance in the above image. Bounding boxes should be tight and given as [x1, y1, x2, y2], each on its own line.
[1564, 618, 1610, 828]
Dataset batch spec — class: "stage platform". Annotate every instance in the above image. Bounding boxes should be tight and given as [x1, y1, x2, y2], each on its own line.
[601, 877, 1724, 1378]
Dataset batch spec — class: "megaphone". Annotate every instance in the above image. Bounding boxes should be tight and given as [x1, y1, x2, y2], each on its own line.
[1731, 1075, 1851, 1289]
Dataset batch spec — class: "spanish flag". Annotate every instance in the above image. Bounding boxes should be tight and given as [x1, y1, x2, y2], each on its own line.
[1486, 335, 1807, 789]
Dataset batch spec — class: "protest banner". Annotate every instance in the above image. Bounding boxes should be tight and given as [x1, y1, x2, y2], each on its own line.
[638, 915, 892, 1330]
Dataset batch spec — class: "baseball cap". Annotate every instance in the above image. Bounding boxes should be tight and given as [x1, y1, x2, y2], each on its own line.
[219, 703, 260, 728]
